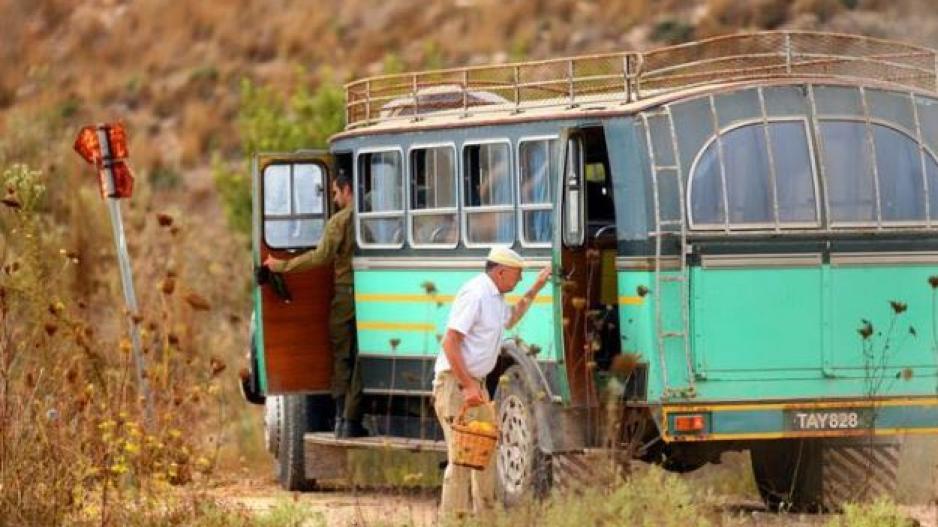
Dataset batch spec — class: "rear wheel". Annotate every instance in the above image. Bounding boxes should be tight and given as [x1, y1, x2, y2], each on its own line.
[751, 439, 822, 512]
[495, 365, 551, 505]
[751, 437, 899, 512]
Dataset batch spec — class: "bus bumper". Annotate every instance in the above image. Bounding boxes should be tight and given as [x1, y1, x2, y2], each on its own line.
[658, 397, 938, 442]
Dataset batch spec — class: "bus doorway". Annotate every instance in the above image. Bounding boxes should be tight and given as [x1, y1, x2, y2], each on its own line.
[557, 126, 620, 412]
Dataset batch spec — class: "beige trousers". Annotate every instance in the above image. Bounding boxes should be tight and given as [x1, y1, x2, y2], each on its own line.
[432, 371, 496, 518]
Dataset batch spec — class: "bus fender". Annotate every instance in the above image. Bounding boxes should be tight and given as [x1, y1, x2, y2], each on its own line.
[496, 338, 557, 454]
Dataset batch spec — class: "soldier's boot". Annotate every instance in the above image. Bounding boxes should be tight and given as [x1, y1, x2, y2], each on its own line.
[337, 420, 368, 438]
[333, 395, 346, 438]
[335, 395, 368, 438]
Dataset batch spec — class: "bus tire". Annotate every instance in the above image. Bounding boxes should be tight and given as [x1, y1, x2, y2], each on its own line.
[494, 365, 551, 506]
[264, 395, 283, 457]
[276, 394, 315, 491]
[751, 439, 823, 512]
[751, 437, 900, 512]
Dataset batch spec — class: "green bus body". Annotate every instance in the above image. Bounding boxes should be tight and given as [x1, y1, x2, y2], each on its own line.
[249, 33, 938, 505]
[257, 81, 938, 447]
[296, 81, 938, 446]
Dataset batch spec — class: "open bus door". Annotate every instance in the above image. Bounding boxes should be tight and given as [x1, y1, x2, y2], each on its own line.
[556, 128, 590, 406]
[253, 152, 335, 394]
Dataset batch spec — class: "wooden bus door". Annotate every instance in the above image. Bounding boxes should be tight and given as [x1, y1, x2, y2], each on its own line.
[254, 152, 335, 394]
[556, 129, 592, 407]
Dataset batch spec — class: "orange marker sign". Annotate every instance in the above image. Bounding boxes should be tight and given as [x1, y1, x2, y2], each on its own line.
[73, 123, 134, 199]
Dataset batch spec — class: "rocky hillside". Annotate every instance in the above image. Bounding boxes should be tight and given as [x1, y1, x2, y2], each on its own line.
[3, 0, 938, 183]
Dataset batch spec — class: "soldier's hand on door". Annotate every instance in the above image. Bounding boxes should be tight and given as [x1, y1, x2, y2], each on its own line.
[263, 255, 282, 270]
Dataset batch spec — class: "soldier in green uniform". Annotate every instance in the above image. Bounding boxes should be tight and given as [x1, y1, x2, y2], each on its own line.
[263, 171, 365, 438]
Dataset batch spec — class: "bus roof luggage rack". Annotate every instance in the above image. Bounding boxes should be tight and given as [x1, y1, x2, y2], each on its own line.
[344, 31, 938, 129]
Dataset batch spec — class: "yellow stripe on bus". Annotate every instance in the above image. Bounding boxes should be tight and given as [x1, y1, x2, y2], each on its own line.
[357, 321, 436, 332]
[356, 293, 552, 305]
[357, 292, 641, 306]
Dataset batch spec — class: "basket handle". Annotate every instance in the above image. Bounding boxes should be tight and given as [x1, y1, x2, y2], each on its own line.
[455, 402, 495, 426]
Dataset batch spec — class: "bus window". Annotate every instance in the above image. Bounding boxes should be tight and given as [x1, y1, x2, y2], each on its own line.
[463, 141, 514, 245]
[689, 120, 817, 228]
[263, 163, 326, 249]
[518, 138, 558, 246]
[874, 125, 926, 221]
[357, 149, 404, 246]
[821, 121, 932, 224]
[770, 122, 816, 223]
[723, 124, 772, 224]
[410, 145, 458, 247]
[820, 121, 875, 223]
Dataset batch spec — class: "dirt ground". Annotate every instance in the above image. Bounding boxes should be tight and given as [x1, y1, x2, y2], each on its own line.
[210, 478, 439, 526]
[210, 441, 938, 526]
[209, 477, 938, 527]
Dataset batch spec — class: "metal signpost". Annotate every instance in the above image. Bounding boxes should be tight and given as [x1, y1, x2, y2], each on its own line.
[74, 123, 153, 423]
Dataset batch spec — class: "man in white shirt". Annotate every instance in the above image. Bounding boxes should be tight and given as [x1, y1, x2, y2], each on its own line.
[433, 246, 551, 518]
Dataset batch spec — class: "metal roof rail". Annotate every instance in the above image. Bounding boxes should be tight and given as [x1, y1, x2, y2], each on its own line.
[343, 31, 938, 130]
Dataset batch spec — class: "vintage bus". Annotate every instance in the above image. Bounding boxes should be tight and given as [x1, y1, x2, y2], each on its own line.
[241, 31, 938, 510]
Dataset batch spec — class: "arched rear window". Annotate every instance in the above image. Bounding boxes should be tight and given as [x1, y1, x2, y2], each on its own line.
[690, 120, 817, 227]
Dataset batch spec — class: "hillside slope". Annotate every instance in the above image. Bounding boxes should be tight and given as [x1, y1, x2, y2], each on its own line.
[3, 0, 938, 180]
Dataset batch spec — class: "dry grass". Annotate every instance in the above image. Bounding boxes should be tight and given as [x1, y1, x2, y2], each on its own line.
[0, 100, 252, 525]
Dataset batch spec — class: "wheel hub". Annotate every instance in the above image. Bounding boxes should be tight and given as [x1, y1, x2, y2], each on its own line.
[497, 394, 531, 495]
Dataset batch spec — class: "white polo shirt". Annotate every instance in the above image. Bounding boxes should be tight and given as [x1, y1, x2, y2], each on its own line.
[434, 273, 510, 380]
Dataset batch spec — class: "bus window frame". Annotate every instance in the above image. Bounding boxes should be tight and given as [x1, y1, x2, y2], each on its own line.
[517, 135, 559, 249]
[355, 146, 406, 250]
[261, 161, 330, 251]
[461, 138, 516, 249]
[817, 116, 938, 229]
[687, 116, 821, 231]
[407, 141, 460, 249]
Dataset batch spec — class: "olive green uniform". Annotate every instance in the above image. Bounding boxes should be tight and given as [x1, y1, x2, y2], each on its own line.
[269, 206, 362, 421]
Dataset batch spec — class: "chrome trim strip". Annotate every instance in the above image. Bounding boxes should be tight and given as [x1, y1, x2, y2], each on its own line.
[830, 252, 938, 266]
[362, 388, 432, 396]
[701, 253, 822, 269]
[353, 255, 552, 271]
[615, 256, 681, 271]
[359, 353, 434, 360]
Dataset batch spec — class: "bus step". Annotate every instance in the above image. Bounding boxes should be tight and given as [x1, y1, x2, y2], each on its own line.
[658, 219, 683, 227]
[304, 432, 447, 453]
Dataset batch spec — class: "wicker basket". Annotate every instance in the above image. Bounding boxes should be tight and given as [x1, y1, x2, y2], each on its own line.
[451, 403, 499, 470]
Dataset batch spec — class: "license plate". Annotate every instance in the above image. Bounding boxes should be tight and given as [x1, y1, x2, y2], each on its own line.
[788, 409, 867, 431]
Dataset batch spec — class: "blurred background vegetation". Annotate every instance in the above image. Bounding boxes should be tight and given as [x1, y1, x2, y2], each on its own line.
[2, 0, 938, 523]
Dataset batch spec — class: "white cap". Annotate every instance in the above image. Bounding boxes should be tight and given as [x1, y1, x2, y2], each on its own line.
[486, 246, 525, 268]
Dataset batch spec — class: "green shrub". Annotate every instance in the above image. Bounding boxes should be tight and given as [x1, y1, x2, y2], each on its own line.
[213, 75, 345, 235]
[651, 20, 695, 45]
[211, 154, 251, 238]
